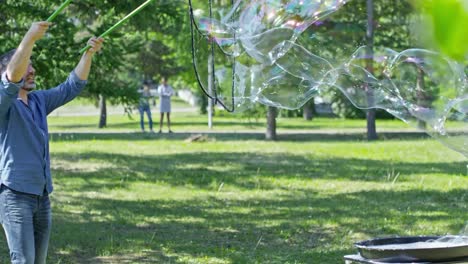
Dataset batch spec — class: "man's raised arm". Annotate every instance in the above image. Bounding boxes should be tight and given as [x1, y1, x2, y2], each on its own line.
[6, 22, 51, 82]
[74, 37, 104, 81]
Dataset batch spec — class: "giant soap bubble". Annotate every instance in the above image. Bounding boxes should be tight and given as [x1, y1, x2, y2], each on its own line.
[188, 0, 467, 157]
[334, 46, 467, 156]
[189, 0, 347, 111]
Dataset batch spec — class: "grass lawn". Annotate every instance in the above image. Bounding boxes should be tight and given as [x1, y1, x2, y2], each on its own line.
[47, 97, 466, 133]
[47, 110, 431, 134]
[0, 108, 466, 263]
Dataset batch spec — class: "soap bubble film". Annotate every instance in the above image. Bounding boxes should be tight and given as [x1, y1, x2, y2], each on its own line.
[189, 0, 467, 157]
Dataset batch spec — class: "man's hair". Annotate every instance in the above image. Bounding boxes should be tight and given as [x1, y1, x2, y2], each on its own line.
[0, 49, 16, 74]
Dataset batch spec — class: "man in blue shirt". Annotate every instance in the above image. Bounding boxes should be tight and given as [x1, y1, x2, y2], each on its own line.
[0, 21, 104, 264]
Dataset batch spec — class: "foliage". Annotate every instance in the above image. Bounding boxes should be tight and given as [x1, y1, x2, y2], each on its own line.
[413, 0, 468, 61]
[280, 107, 306, 118]
[331, 94, 366, 119]
[239, 104, 268, 122]
[1, 0, 79, 89]
[0, 0, 189, 112]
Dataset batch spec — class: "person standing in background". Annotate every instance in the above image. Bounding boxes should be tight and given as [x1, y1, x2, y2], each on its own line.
[138, 81, 154, 132]
[157, 77, 174, 133]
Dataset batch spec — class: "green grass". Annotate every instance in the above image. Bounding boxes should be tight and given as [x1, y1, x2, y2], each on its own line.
[47, 97, 465, 133]
[0, 112, 467, 263]
[47, 112, 423, 133]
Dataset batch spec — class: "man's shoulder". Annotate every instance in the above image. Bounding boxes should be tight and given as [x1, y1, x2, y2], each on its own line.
[28, 91, 40, 97]
[29, 90, 44, 96]
[28, 91, 46, 102]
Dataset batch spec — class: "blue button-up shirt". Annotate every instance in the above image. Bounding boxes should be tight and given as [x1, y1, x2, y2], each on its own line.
[0, 71, 87, 195]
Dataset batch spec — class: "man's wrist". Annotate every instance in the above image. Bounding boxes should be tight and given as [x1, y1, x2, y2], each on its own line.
[83, 50, 95, 59]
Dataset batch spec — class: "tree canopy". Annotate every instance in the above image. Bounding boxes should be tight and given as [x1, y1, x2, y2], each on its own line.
[0, 0, 192, 109]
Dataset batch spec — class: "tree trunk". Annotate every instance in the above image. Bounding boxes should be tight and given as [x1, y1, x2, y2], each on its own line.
[366, 0, 378, 140]
[266, 106, 277, 140]
[303, 99, 314, 120]
[366, 107, 377, 139]
[98, 94, 107, 128]
[416, 68, 426, 129]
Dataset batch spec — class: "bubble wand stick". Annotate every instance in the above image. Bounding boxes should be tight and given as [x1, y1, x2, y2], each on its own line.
[46, 0, 73, 22]
[79, 0, 154, 53]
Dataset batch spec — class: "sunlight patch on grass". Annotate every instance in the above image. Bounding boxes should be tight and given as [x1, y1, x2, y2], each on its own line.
[105, 183, 211, 200]
[177, 254, 230, 264]
[52, 159, 116, 172]
[176, 163, 245, 173]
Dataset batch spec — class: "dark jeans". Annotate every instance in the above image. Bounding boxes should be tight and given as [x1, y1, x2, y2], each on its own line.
[138, 104, 153, 131]
[0, 185, 51, 264]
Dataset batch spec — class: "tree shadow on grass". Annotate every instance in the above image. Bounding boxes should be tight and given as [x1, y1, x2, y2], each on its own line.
[28, 140, 465, 263]
[49, 131, 430, 142]
[43, 187, 467, 263]
[43, 152, 466, 262]
[1, 150, 460, 263]
[51, 151, 465, 192]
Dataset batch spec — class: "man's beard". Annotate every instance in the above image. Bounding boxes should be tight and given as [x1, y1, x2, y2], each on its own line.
[22, 83, 35, 92]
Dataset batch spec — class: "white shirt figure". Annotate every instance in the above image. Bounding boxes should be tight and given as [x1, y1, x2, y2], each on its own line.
[158, 80, 174, 113]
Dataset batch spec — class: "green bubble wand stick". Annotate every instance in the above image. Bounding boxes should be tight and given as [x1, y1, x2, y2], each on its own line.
[79, 0, 154, 54]
[46, 0, 73, 22]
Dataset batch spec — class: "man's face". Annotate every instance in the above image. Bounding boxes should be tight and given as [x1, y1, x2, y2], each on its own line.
[22, 62, 36, 91]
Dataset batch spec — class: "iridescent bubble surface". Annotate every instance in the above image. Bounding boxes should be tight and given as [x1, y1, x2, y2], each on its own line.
[334, 46, 467, 156]
[189, 0, 467, 157]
